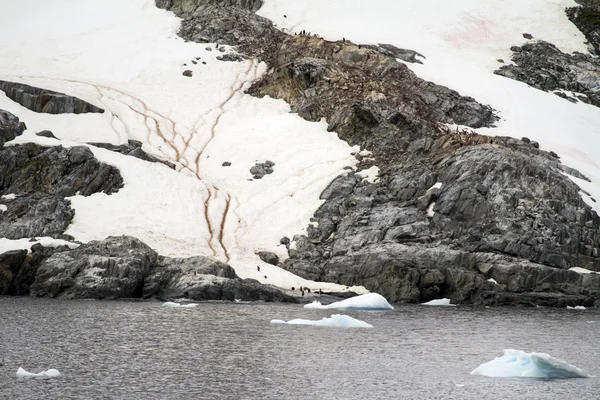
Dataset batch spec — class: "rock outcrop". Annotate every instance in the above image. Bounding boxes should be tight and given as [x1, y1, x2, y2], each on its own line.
[0, 80, 104, 114]
[495, 41, 600, 107]
[88, 140, 176, 169]
[0, 110, 26, 147]
[0, 137, 123, 239]
[160, 1, 600, 306]
[14, 236, 296, 302]
[567, 0, 600, 55]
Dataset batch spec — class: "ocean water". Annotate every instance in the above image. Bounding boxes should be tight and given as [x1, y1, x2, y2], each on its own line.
[0, 297, 598, 399]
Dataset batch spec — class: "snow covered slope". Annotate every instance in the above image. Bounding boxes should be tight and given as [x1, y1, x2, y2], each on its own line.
[0, 0, 365, 292]
[258, 0, 600, 214]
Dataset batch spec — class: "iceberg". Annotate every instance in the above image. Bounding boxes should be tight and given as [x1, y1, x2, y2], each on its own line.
[162, 302, 198, 308]
[421, 298, 456, 306]
[470, 349, 590, 379]
[303, 293, 393, 310]
[271, 314, 373, 328]
[16, 367, 61, 378]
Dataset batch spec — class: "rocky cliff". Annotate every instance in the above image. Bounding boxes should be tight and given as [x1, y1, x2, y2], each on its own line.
[157, 0, 600, 306]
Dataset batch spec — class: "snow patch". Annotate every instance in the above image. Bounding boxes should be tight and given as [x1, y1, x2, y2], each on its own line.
[0, 205, 6, 213]
[426, 202, 436, 217]
[470, 349, 590, 379]
[304, 293, 393, 310]
[570, 267, 597, 275]
[271, 314, 373, 328]
[488, 278, 498, 284]
[356, 166, 379, 183]
[567, 305, 586, 310]
[0, 237, 79, 254]
[1, 194, 16, 200]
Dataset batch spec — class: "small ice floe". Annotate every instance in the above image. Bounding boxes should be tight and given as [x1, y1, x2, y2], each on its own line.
[567, 305, 586, 310]
[421, 298, 456, 306]
[271, 314, 372, 328]
[470, 349, 590, 379]
[16, 367, 61, 378]
[304, 293, 393, 311]
[162, 302, 198, 308]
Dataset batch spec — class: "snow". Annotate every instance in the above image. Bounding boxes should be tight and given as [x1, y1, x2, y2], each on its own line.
[16, 367, 61, 378]
[570, 267, 597, 275]
[470, 349, 590, 379]
[426, 202, 436, 218]
[427, 182, 443, 192]
[0, 205, 6, 212]
[567, 305, 587, 310]
[421, 298, 456, 306]
[0, 0, 367, 294]
[488, 278, 498, 284]
[356, 166, 379, 183]
[0, 237, 79, 254]
[259, 0, 600, 217]
[1, 194, 16, 200]
[162, 302, 198, 308]
[304, 293, 393, 310]
[270, 314, 373, 328]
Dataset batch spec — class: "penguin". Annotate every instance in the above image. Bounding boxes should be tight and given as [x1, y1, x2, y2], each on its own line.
[257, 266, 261, 272]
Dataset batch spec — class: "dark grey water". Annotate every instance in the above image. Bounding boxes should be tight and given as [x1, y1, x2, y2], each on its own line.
[0, 298, 598, 400]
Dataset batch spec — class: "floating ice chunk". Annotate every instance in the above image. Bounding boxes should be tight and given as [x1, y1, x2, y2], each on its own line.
[470, 349, 590, 379]
[162, 302, 198, 308]
[567, 305, 586, 310]
[17, 367, 61, 378]
[270, 314, 373, 328]
[421, 298, 456, 306]
[304, 293, 393, 310]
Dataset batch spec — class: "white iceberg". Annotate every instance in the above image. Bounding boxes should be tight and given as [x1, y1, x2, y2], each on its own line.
[271, 314, 373, 328]
[304, 293, 393, 310]
[16, 367, 61, 378]
[567, 305, 586, 310]
[470, 349, 590, 379]
[421, 298, 456, 306]
[162, 302, 198, 308]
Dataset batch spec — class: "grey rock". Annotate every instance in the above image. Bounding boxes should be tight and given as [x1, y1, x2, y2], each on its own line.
[523, 33, 533, 39]
[0, 109, 26, 147]
[250, 161, 275, 179]
[495, 41, 600, 108]
[36, 130, 57, 139]
[0, 80, 104, 115]
[222, 161, 231, 166]
[183, 70, 193, 77]
[156, 0, 264, 14]
[31, 236, 156, 299]
[257, 251, 279, 265]
[567, 1, 600, 55]
[89, 140, 175, 169]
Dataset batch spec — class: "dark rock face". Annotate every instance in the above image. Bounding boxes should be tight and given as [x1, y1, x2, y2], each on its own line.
[15, 236, 295, 302]
[495, 41, 600, 107]
[31, 236, 157, 299]
[0, 142, 123, 239]
[88, 140, 175, 169]
[567, 0, 600, 55]
[0, 80, 104, 115]
[257, 251, 279, 265]
[0, 110, 26, 147]
[283, 133, 600, 306]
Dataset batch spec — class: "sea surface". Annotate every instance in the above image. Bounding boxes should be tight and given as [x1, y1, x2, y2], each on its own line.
[0, 297, 598, 399]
